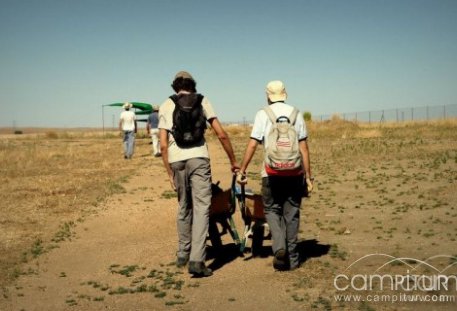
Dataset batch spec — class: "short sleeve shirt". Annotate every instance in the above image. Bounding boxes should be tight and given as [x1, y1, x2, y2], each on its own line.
[120, 110, 136, 131]
[147, 111, 159, 128]
[250, 102, 308, 177]
[158, 93, 216, 163]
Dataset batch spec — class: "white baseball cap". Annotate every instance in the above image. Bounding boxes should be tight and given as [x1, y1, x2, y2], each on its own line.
[266, 80, 287, 102]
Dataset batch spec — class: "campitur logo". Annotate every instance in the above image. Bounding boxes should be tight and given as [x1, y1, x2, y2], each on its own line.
[333, 254, 457, 304]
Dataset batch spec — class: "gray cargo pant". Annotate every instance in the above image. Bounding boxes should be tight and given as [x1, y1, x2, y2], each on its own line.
[262, 175, 303, 268]
[171, 158, 212, 263]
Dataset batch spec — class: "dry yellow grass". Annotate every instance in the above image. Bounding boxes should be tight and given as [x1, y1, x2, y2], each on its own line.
[0, 133, 140, 287]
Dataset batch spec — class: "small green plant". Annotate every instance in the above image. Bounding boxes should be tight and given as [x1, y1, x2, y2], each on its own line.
[291, 293, 305, 302]
[65, 299, 77, 306]
[165, 300, 185, 306]
[293, 277, 312, 289]
[450, 255, 457, 265]
[155, 291, 166, 298]
[303, 111, 312, 122]
[329, 244, 347, 260]
[161, 190, 177, 199]
[108, 287, 130, 295]
[311, 296, 332, 310]
[107, 179, 126, 194]
[31, 239, 45, 258]
[52, 221, 76, 242]
[358, 301, 376, 311]
[109, 265, 139, 277]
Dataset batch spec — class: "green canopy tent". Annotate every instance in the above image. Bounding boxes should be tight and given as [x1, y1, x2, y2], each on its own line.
[108, 102, 154, 116]
[102, 102, 156, 134]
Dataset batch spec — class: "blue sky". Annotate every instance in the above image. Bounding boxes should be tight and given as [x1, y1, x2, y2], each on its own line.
[1, 0, 456, 127]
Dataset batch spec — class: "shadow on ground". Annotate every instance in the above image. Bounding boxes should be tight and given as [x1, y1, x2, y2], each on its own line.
[206, 243, 241, 272]
[297, 239, 331, 263]
[205, 235, 330, 272]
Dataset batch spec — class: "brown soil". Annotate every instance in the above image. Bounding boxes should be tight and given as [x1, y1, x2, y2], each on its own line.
[1, 123, 457, 311]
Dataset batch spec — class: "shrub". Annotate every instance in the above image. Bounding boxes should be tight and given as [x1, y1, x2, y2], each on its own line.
[45, 131, 59, 139]
[303, 111, 312, 122]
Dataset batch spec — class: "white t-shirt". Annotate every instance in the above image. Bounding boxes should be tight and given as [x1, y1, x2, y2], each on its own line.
[120, 110, 136, 131]
[250, 102, 308, 177]
[158, 94, 216, 163]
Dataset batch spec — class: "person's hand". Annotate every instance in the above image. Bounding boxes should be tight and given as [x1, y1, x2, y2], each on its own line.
[168, 175, 176, 191]
[230, 160, 240, 174]
[231, 161, 240, 173]
[305, 177, 314, 193]
[236, 171, 248, 185]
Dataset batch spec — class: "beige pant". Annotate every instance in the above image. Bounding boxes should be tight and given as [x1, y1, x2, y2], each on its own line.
[171, 158, 212, 262]
[150, 128, 160, 156]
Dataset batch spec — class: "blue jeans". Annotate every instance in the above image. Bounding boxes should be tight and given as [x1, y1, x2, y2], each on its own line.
[123, 131, 135, 158]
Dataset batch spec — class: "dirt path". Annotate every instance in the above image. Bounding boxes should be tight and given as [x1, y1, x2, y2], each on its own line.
[2, 145, 310, 311]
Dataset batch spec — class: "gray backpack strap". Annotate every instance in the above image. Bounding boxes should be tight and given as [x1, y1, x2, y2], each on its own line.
[263, 106, 277, 124]
[265, 106, 299, 125]
[289, 108, 299, 125]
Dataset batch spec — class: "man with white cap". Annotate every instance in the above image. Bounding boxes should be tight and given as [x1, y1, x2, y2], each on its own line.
[119, 102, 137, 159]
[237, 80, 313, 271]
[158, 71, 239, 277]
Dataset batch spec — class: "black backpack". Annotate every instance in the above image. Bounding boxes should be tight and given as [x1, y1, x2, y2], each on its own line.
[170, 93, 206, 147]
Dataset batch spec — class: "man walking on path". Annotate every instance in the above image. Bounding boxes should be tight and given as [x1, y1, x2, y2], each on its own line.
[119, 102, 137, 159]
[147, 105, 161, 157]
[158, 71, 239, 277]
[237, 80, 313, 271]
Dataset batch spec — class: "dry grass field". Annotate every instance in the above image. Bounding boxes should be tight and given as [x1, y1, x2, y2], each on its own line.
[0, 119, 456, 311]
[0, 130, 135, 286]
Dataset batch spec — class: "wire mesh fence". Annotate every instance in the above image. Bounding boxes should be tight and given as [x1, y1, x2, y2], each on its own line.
[313, 104, 457, 123]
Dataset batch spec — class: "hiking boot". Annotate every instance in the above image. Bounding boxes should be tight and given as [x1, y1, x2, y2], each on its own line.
[188, 261, 213, 277]
[289, 262, 300, 271]
[176, 255, 189, 268]
[273, 249, 288, 271]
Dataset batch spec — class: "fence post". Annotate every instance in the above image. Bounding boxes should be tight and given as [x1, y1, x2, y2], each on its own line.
[102, 105, 105, 137]
[369, 111, 371, 124]
[426, 106, 429, 120]
[411, 107, 414, 121]
[443, 105, 446, 119]
[396, 109, 398, 122]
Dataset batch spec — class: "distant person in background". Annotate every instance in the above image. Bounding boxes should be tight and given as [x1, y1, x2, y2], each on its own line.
[147, 105, 161, 157]
[119, 102, 137, 159]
